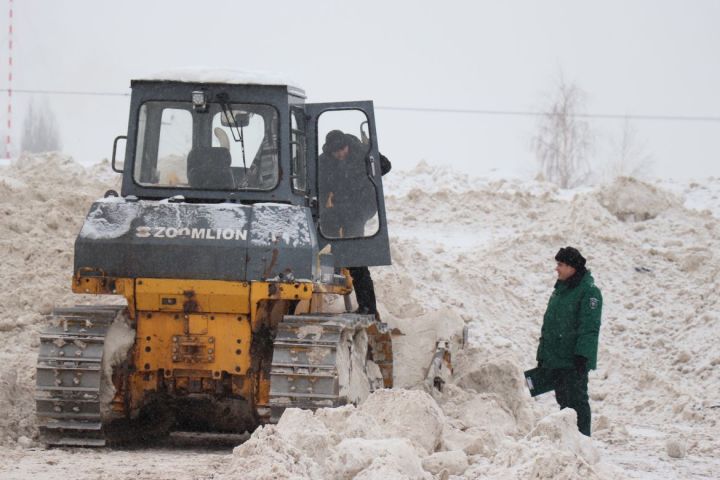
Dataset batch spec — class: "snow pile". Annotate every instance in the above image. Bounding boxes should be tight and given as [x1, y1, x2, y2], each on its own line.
[595, 176, 682, 221]
[464, 409, 607, 479]
[220, 335, 615, 479]
[0, 153, 121, 445]
[445, 348, 535, 437]
[219, 357, 614, 479]
[1, 154, 719, 479]
[220, 390, 443, 479]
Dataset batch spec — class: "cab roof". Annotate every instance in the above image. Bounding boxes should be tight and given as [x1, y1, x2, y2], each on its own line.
[133, 67, 306, 97]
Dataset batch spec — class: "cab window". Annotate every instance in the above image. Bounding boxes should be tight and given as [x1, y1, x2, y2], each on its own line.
[133, 101, 279, 191]
[317, 109, 379, 239]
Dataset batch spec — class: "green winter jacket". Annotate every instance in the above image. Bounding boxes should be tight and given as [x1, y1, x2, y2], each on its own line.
[536, 271, 602, 370]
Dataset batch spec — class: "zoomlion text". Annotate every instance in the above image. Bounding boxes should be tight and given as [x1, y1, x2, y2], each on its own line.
[135, 226, 248, 241]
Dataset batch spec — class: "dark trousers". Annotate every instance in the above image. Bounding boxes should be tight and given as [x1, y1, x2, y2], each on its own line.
[551, 368, 591, 436]
[348, 266, 377, 314]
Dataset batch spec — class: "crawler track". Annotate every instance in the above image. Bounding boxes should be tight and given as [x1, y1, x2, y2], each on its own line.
[35, 305, 125, 447]
[268, 313, 389, 421]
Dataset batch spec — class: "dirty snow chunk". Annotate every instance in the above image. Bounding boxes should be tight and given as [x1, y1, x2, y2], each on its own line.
[529, 409, 600, 465]
[527, 449, 604, 480]
[440, 423, 503, 457]
[679, 250, 713, 273]
[440, 383, 519, 439]
[595, 176, 681, 221]
[469, 439, 600, 480]
[388, 308, 465, 388]
[452, 349, 534, 434]
[223, 425, 320, 480]
[314, 405, 385, 440]
[275, 408, 336, 464]
[666, 438, 687, 458]
[454, 394, 517, 436]
[353, 464, 414, 480]
[326, 438, 428, 480]
[17, 436, 32, 448]
[421, 450, 469, 476]
[358, 389, 445, 455]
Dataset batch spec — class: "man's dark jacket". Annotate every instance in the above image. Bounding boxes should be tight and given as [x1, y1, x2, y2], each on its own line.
[319, 134, 389, 237]
[536, 271, 602, 370]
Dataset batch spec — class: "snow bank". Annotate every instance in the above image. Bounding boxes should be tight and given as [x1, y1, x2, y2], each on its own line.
[218, 366, 616, 479]
[2, 155, 719, 479]
[0, 153, 123, 446]
[219, 391, 440, 479]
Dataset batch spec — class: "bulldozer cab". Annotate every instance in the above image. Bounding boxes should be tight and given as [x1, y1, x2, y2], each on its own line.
[116, 74, 390, 272]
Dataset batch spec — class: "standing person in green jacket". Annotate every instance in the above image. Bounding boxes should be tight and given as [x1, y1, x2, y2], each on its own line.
[536, 246, 602, 436]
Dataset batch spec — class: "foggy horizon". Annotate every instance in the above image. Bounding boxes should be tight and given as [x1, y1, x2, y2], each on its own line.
[1, 0, 719, 180]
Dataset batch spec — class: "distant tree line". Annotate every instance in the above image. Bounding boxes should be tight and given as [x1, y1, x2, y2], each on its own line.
[21, 98, 62, 153]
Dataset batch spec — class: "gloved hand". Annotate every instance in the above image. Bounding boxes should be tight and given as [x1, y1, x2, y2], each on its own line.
[573, 355, 588, 376]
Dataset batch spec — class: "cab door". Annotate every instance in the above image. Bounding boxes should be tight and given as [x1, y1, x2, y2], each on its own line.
[305, 101, 391, 268]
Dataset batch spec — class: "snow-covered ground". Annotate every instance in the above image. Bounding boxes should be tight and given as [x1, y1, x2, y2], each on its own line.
[1, 153, 718, 479]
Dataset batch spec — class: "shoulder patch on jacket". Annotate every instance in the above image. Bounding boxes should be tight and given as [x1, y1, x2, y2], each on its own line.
[589, 297, 599, 309]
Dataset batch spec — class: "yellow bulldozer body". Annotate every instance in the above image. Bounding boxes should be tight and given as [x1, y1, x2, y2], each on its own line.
[72, 273, 346, 420]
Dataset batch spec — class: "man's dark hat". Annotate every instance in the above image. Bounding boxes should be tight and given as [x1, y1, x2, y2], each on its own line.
[325, 130, 348, 153]
[555, 246, 586, 270]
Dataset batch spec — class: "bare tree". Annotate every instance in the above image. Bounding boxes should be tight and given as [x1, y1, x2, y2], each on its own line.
[532, 77, 593, 188]
[21, 98, 62, 153]
[606, 119, 653, 180]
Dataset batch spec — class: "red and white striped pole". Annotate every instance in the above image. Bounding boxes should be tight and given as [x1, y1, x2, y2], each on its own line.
[5, 0, 13, 158]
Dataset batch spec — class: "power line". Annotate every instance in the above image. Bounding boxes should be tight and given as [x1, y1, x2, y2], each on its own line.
[0, 88, 130, 97]
[2, 87, 720, 123]
[375, 105, 720, 123]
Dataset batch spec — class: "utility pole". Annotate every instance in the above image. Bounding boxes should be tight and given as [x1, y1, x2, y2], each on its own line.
[4, 0, 13, 158]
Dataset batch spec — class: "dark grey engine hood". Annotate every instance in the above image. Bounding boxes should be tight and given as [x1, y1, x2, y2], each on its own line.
[75, 198, 318, 282]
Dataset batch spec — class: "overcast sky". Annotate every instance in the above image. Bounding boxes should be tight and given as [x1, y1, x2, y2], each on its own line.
[2, 0, 719, 180]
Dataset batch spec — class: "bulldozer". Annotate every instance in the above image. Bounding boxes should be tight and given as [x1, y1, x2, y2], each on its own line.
[34, 70, 407, 446]
[36, 70, 404, 446]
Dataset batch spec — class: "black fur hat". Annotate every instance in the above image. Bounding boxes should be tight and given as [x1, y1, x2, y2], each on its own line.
[325, 130, 348, 153]
[555, 246, 586, 270]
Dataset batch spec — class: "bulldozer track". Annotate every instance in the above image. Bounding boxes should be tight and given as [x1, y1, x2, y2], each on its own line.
[35, 305, 126, 447]
[268, 313, 385, 421]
